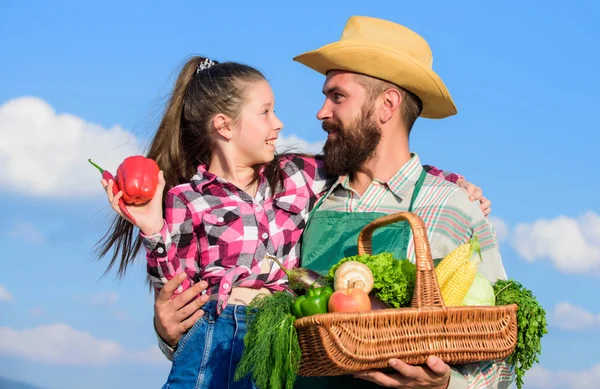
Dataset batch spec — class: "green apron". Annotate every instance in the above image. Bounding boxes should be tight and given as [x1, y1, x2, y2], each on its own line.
[294, 169, 427, 389]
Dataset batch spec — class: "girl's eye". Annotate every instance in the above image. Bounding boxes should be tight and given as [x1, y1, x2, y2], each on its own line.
[263, 110, 269, 115]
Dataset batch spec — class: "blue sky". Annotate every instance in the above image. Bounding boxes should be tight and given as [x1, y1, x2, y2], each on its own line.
[0, 1, 598, 388]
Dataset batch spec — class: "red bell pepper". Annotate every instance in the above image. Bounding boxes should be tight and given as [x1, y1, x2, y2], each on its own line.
[88, 158, 137, 224]
[115, 156, 160, 205]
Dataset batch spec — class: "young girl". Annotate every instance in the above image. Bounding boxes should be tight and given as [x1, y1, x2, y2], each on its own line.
[97, 56, 481, 389]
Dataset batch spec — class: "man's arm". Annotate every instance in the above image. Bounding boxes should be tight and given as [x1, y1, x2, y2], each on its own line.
[153, 274, 210, 360]
[455, 360, 515, 389]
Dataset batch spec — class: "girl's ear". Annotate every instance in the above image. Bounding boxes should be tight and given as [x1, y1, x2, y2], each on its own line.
[212, 114, 233, 140]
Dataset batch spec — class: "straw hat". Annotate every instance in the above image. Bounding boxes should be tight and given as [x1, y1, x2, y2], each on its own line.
[293, 16, 457, 119]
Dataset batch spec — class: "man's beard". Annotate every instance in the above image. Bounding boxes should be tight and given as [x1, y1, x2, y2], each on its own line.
[322, 106, 381, 177]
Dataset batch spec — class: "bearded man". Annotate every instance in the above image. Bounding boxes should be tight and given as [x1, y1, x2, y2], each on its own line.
[293, 16, 513, 389]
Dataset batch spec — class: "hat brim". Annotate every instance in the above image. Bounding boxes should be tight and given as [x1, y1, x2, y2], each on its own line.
[293, 40, 457, 119]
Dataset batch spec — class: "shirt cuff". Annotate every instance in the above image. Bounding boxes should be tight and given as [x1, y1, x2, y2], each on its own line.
[140, 220, 168, 255]
[154, 318, 175, 361]
[447, 367, 468, 389]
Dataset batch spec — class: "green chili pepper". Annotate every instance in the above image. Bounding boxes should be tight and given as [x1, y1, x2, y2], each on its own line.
[291, 285, 333, 318]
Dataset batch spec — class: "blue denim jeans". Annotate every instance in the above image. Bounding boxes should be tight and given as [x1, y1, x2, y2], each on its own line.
[162, 300, 256, 389]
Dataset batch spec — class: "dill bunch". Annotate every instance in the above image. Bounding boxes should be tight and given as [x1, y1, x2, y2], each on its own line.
[234, 291, 301, 389]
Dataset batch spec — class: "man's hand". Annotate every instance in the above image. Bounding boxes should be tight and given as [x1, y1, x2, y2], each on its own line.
[154, 273, 210, 347]
[456, 178, 491, 217]
[354, 356, 451, 389]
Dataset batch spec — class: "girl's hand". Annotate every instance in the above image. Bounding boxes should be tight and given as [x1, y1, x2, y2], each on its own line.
[101, 170, 166, 235]
[456, 178, 492, 217]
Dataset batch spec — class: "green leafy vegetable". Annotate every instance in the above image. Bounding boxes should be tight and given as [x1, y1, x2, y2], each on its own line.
[327, 252, 416, 308]
[235, 292, 301, 389]
[493, 279, 548, 389]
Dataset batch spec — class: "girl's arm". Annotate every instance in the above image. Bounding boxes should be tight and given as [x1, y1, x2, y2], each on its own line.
[141, 189, 200, 296]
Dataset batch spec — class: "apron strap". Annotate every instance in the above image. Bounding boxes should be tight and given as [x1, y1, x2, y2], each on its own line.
[408, 168, 428, 212]
[304, 177, 339, 232]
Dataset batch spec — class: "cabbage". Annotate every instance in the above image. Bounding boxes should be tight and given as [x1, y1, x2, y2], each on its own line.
[461, 272, 495, 306]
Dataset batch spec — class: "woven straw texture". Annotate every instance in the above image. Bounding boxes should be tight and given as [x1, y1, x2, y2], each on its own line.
[294, 212, 518, 377]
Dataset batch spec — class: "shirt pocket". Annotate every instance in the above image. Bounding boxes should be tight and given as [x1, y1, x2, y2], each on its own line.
[202, 206, 242, 246]
[272, 193, 309, 232]
[201, 206, 253, 270]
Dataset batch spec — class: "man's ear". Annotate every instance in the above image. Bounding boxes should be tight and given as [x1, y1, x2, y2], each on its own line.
[212, 114, 233, 140]
[380, 88, 402, 123]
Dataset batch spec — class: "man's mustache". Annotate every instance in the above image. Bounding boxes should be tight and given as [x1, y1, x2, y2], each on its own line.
[322, 120, 342, 134]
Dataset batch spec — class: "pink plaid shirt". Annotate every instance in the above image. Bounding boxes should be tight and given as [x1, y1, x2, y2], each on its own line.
[142, 155, 460, 314]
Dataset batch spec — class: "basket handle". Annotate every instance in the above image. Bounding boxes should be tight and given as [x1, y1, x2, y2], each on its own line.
[357, 212, 445, 308]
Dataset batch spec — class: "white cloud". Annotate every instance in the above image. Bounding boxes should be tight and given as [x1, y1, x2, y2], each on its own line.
[553, 302, 600, 331]
[511, 211, 600, 274]
[0, 285, 13, 302]
[0, 324, 168, 366]
[276, 134, 324, 154]
[0, 324, 122, 365]
[0, 97, 141, 197]
[8, 221, 46, 245]
[525, 364, 600, 388]
[482, 213, 600, 275]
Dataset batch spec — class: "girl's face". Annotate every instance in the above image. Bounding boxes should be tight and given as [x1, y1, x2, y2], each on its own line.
[231, 80, 283, 166]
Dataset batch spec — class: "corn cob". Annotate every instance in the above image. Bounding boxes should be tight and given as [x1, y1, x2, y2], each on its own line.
[435, 236, 481, 288]
[441, 259, 479, 306]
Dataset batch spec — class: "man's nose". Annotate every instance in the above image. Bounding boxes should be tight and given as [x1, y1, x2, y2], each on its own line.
[316, 100, 332, 121]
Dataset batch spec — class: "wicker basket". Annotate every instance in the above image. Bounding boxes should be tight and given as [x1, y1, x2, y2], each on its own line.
[294, 211, 518, 377]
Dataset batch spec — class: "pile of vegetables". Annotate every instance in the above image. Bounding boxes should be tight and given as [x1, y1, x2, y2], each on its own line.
[327, 252, 416, 308]
[236, 244, 547, 389]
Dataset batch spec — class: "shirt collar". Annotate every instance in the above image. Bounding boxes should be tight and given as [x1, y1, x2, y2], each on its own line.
[325, 153, 425, 201]
[190, 164, 219, 192]
[386, 153, 425, 200]
[190, 162, 306, 213]
[326, 175, 350, 198]
[191, 164, 268, 193]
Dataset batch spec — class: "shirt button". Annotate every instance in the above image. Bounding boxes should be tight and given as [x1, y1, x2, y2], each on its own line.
[223, 283, 230, 290]
[217, 217, 224, 222]
[261, 232, 268, 239]
[156, 247, 164, 254]
[255, 205, 262, 212]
